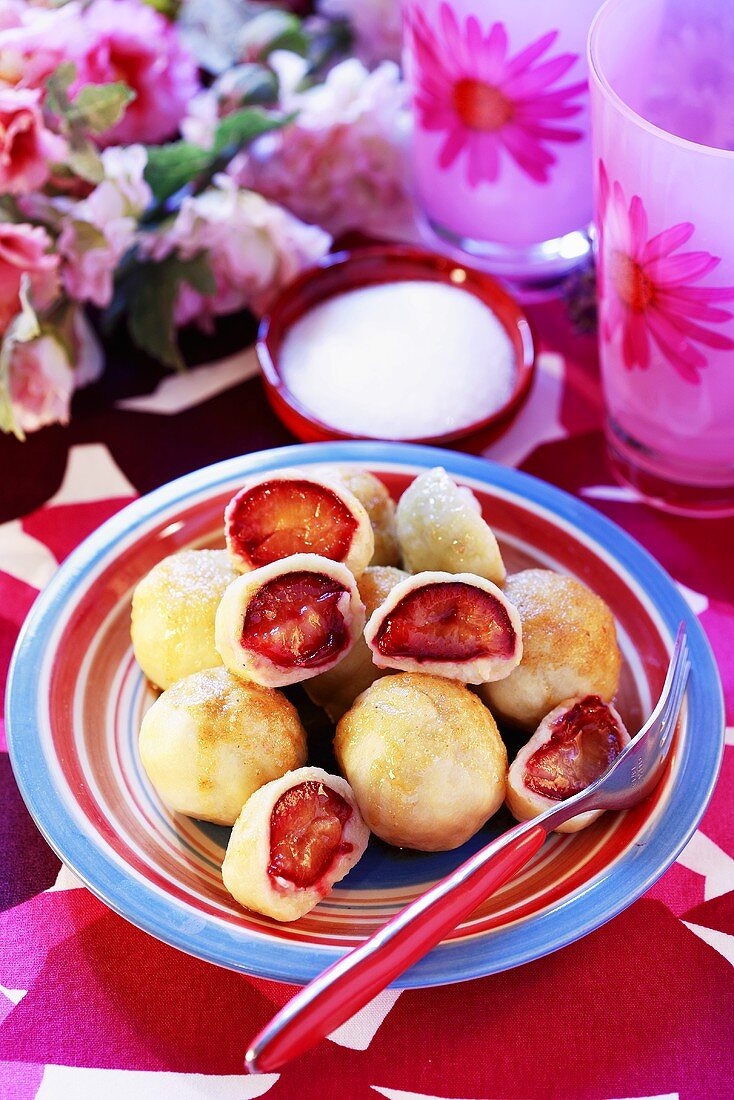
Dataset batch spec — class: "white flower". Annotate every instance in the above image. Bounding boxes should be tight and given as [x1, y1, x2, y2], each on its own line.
[233, 56, 412, 237]
[148, 175, 331, 328]
[96, 144, 152, 215]
[8, 332, 73, 432]
[56, 144, 152, 308]
[180, 89, 219, 150]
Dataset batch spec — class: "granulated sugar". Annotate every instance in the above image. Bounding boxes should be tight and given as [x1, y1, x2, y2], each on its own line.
[279, 281, 515, 439]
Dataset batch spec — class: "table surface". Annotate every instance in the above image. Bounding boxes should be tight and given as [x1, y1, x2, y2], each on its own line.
[0, 300, 732, 1100]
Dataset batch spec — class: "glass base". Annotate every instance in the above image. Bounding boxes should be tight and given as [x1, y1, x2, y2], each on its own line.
[421, 215, 593, 291]
[606, 418, 734, 518]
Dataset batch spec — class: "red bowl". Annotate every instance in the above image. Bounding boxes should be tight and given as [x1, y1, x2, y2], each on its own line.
[257, 244, 536, 446]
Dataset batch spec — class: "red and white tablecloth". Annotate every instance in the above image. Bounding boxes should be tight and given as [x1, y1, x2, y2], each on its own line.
[0, 300, 732, 1100]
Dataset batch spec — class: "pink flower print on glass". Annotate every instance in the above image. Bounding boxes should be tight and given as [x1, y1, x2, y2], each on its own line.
[597, 161, 734, 384]
[406, 3, 586, 187]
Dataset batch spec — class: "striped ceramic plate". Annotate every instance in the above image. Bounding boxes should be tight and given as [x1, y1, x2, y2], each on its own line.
[6, 442, 724, 986]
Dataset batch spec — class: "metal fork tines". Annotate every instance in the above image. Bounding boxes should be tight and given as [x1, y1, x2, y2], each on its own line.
[654, 626, 691, 753]
[539, 623, 690, 820]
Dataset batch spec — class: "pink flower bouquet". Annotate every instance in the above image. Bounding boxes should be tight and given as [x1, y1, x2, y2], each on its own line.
[0, 0, 410, 435]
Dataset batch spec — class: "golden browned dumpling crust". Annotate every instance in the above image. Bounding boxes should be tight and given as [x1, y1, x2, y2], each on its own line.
[131, 549, 237, 690]
[337, 469, 401, 567]
[481, 569, 622, 730]
[138, 667, 307, 825]
[305, 566, 409, 721]
[358, 565, 410, 615]
[335, 672, 507, 851]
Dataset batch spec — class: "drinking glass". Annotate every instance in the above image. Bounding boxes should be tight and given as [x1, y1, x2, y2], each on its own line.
[589, 0, 734, 515]
[402, 0, 605, 285]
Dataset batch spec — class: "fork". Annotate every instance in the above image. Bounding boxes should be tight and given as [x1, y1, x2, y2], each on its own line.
[245, 624, 690, 1074]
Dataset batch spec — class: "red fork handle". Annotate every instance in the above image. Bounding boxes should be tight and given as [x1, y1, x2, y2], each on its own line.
[245, 821, 547, 1074]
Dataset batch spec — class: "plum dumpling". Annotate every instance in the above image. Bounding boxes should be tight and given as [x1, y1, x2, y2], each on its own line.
[222, 767, 369, 921]
[335, 673, 508, 851]
[215, 553, 365, 688]
[481, 569, 621, 730]
[131, 549, 237, 690]
[138, 667, 307, 825]
[364, 571, 522, 684]
[506, 695, 630, 832]
[334, 468, 400, 567]
[225, 468, 374, 577]
[396, 466, 505, 584]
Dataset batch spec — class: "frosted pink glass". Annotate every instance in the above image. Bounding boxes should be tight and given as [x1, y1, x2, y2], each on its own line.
[403, 0, 604, 265]
[589, 0, 734, 512]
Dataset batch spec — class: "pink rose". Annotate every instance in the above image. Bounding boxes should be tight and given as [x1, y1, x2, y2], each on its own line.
[0, 2, 81, 90]
[58, 215, 131, 309]
[0, 87, 66, 194]
[8, 333, 73, 433]
[75, 0, 201, 146]
[0, 222, 59, 333]
[0, 1, 200, 143]
[6, 305, 102, 434]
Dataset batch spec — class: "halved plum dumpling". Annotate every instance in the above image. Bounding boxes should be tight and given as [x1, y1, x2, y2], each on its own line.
[225, 468, 374, 577]
[222, 767, 369, 921]
[364, 571, 522, 684]
[506, 695, 631, 833]
[215, 553, 365, 687]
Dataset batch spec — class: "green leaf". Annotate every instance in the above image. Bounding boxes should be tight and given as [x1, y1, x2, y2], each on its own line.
[184, 251, 216, 294]
[69, 82, 136, 134]
[0, 195, 22, 223]
[142, 0, 181, 17]
[144, 142, 213, 203]
[268, 24, 309, 57]
[181, 253, 217, 296]
[127, 252, 216, 371]
[306, 18, 352, 76]
[66, 141, 105, 184]
[0, 277, 42, 440]
[143, 109, 290, 205]
[45, 62, 77, 118]
[68, 220, 108, 253]
[9, 278, 40, 345]
[212, 107, 289, 155]
[46, 64, 135, 160]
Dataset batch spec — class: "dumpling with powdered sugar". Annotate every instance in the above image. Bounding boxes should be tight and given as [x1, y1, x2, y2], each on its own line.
[396, 466, 505, 584]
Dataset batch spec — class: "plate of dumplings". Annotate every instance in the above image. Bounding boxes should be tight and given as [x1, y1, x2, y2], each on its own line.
[7, 442, 724, 986]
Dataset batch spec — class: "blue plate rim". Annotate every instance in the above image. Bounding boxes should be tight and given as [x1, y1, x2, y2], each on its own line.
[5, 441, 725, 988]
